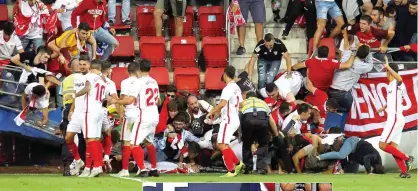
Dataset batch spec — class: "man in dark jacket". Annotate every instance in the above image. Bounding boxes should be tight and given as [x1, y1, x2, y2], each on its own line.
[349, 140, 385, 174]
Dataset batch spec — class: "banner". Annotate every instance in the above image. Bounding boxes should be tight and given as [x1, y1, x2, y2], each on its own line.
[345, 69, 418, 137]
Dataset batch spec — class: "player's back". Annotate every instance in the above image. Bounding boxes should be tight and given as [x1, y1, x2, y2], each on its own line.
[73, 73, 88, 113]
[104, 76, 117, 98]
[386, 80, 405, 116]
[221, 82, 242, 122]
[121, 76, 139, 117]
[85, 73, 107, 112]
[134, 76, 159, 121]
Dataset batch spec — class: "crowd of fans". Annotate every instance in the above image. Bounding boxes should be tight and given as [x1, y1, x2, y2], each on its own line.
[0, 0, 416, 180]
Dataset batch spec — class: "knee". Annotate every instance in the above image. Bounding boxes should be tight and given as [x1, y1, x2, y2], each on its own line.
[153, 9, 163, 18]
[175, 17, 184, 27]
[65, 134, 74, 143]
[217, 143, 227, 150]
[316, 21, 326, 29]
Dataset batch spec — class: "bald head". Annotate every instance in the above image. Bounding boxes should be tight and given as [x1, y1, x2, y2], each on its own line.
[70, 59, 80, 73]
[187, 95, 199, 113]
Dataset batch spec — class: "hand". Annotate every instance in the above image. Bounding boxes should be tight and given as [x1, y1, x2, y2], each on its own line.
[204, 118, 213, 125]
[107, 97, 117, 104]
[25, 66, 32, 72]
[403, 45, 411, 52]
[177, 162, 184, 169]
[316, 155, 321, 160]
[190, 164, 200, 173]
[58, 54, 66, 65]
[379, 45, 388, 53]
[37, 120, 48, 126]
[285, 71, 292, 79]
[199, 137, 205, 141]
[206, 113, 214, 120]
[109, 28, 116, 36]
[68, 111, 73, 121]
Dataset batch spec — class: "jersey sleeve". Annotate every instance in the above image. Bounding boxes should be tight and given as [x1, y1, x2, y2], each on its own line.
[128, 80, 141, 98]
[120, 80, 129, 96]
[253, 40, 264, 56]
[198, 100, 213, 112]
[24, 83, 35, 95]
[220, 84, 233, 101]
[275, 80, 292, 99]
[105, 81, 117, 96]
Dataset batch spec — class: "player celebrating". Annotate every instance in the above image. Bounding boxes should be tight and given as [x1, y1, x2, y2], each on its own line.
[207, 66, 245, 177]
[378, 56, 414, 178]
[109, 60, 160, 177]
[116, 62, 139, 177]
[68, 58, 107, 177]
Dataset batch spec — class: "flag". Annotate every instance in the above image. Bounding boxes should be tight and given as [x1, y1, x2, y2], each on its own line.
[14, 106, 29, 126]
[228, 0, 246, 35]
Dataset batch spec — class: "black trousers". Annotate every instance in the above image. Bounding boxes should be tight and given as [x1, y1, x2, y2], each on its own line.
[283, 0, 305, 33]
[61, 104, 86, 163]
[241, 112, 269, 171]
[272, 135, 293, 173]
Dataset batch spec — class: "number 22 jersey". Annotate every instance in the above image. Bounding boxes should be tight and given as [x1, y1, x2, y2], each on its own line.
[128, 75, 160, 122]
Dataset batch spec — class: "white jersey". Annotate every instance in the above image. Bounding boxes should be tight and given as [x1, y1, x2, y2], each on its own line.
[128, 75, 159, 121]
[104, 77, 117, 98]
[386, 80, 405, 117]
[74, 73, 106, 113]
[121, 76, 139, 118]
[274, 71, 303, 100]
[220, 81, 242, 122]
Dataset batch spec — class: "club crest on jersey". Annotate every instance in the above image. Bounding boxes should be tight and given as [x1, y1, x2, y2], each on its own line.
[273, 51, 278, 55]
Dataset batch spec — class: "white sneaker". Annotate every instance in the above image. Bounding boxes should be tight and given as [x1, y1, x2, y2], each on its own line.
[70, 159, 85, 176]
[117, 169, 130, 177]
[69, 160, 76, 170]
[78, 168, 91, 177]
[88, 167, 103, 177]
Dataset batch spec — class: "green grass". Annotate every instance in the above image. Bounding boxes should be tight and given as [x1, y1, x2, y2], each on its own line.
[0, 172, 416, 191]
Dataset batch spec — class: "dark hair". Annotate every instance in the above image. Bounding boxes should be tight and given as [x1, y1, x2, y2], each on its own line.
[374, 164, 385, 174]
[264, 33, 275, 42]
[389, 63, 399, 73]
[90, 59, 102, 70]
[386, 5, 396, 15]
[326, 98, 339, 110]
[167, 84, 177, 93]
[373, 7, 385, 15]
[317, 46, 329, 58]
[279, 102, 291, 114]
[176, 96, 188, 111]
[3, 22, 15, 36]
[188, 142, 201, 155]
[78, 22, 91, 32]
[36, 45, 52, 55]
[246, 91, 257, 98]
[356, 45, 370, 59]
[297, 103, 312, 114]
[223, 65, 236, 79]
[127, 62, 137, 74]
[360, 15, 373, 24]
[173, 111, 190, 123]
[32, 85, 46, 97]
[101, 60, 112, 71]
[409, 0, 417, 5]
[79, 53, 90, 62]
[139, 59, 151, 72]
[265, 82, 277, 93]
[168, 100, 178, 112]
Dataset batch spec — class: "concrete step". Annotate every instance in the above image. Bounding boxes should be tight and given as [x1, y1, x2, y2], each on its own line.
[230, 53, 306, 72]
[230, 37, 308, 54]
[230, 23, 306, 40]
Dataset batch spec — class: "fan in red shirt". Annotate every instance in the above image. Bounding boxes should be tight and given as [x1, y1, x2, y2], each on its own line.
[349, 15, 394, 52]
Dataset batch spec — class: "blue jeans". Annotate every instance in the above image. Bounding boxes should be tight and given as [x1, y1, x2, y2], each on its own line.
[108, 0, 130, 22]
[319, 136, 360, 160]
[88, 28, 118, 61]
[143, 138, 168, 162]
[20, 37, 44, 52]
[315, 0, 343, 20]
[257, 59, 281, 89]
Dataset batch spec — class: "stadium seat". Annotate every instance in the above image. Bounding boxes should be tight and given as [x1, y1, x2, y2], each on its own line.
[198, 6, 225, 38]
[170, 36, 197, 68]
[111, 67, 129, 90]
[139, 36, 166, 67]
[0, 5, 8, 30]
[174, 67, 200, 95]
[136, 6, 156, 37]
[150, 67, 169, 86]
[112, 36, 135, 58]
[308, 38, 336, 59]
[201, 37, 229, 68]
[113, 5, 132, 31]
[168, 6, 194, 36]
[205, 67, 225, 90]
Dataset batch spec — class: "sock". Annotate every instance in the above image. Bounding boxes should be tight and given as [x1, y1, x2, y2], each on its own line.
[85, 141, 93, 169]
[384, 145, 408, 161]
[67, 141, 81, 160]
[91, 140, 104, 168]
[146, 144, 157, 169]
[394, 156, 407, 174]
[103, 135, 112, 156]
[96, 141, 104, 167]
[122, 146, 131, 170]
[132, 146, 145, 170]
[228, 148, 240, 165]
[221, 149, 235, 172]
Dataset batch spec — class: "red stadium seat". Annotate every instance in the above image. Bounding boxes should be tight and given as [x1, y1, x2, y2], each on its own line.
[170, 36, 197, 68]
[139, 36, 166, 67]
[205, 67, 225, 90]
[136, 6, 156, 37]
[201, 37, 228, 68]
[150, 67, 169, 86]
[113, 5, 132, 31]
[112, 36, 135, 58]
[168, 6, 194, 36]
[111, 67, 129, 90]
[174, 67, 200, 95]
[308, 38, 336, 59]
[198, 6, 225, 38]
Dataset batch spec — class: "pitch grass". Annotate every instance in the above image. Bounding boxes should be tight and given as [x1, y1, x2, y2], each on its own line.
[0, 172, 416, 191]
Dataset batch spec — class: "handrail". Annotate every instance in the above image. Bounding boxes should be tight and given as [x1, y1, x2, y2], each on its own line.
[0, 78, 28, 86]
[225, 1, 231, 65]
[0, 90, 22, 97]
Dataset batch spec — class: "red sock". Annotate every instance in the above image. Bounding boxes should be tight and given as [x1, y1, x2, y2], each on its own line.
[67, 141, 80, 160]
[221, 149, 235, 172]
[122, 146, 131, 170]
[85, 141, 93, 169]
[103, 135, 112, 156]
[132, 146, 145, 170]
[394, 156, 407, 174]
[229, 148, 240, 165]
[384, 145, 408, 160]
[96, 141, 104, 167]
[146, 144, 157, 169]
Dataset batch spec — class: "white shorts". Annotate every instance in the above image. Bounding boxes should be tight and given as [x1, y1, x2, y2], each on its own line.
[121, 117, 137, 141]
[217, 120, 239, 144]
[67, 112, 104, 139]
[101, 107, 112, 132]
[380, 116, 405, 145]
[130, 119, 158, 146]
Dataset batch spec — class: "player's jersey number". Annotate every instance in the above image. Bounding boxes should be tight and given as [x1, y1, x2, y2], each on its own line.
[146, 88, 159, 106]
[95, 83, 106, 102]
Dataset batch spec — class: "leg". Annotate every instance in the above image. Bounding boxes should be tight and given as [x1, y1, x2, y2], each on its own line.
[304, 0, 317, 39]
[121, 0, 131, 22]
[328, 2, 344, 38]
[249, 0, 265, 42]
[217, 122, 240, 175]
[20, 37, 30, 51]
[266, 60, 281, 84]
[312, 1, 330, 49]
[257, 59, 268, 89]
[283, 0, 304, 35]
[108, 0, 117, 23]
[319, 137, 359, 160]
[255, 121, 269, 172]
[237, 0, 250, 53]
[174, 17, 184, 37]
[93, 28, 119, 61]
[171, 0, 187, 37]
[154, 0, 165, 37]
[241, 119, 254, 171]
[119, 117, 133, 175]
